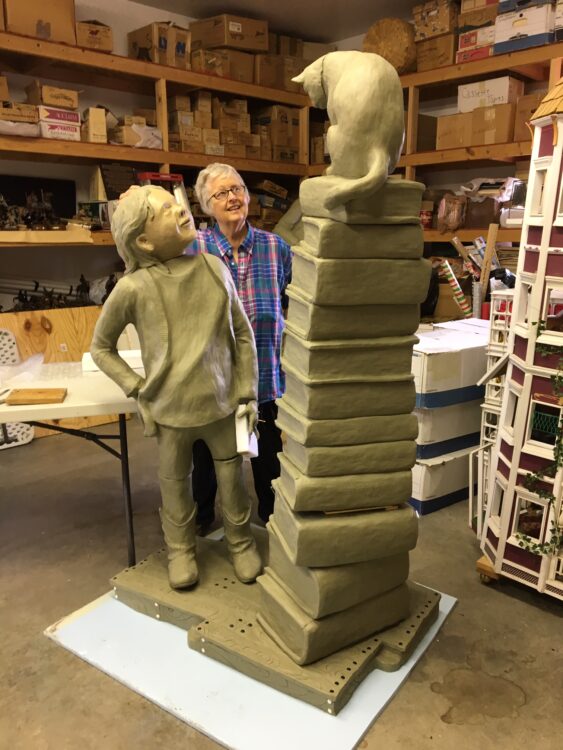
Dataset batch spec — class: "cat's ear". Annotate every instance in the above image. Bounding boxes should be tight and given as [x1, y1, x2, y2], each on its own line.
[292, 72, 305, 84]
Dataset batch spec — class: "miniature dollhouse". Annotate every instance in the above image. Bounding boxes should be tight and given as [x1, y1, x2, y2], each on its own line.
[480, 81, 563, 600]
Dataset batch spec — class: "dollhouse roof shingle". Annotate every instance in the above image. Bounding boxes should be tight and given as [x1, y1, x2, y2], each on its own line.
[531, 77, 563, 120]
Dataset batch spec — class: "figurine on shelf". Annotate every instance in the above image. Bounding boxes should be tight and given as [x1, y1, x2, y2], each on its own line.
[91, 185, 262, 590]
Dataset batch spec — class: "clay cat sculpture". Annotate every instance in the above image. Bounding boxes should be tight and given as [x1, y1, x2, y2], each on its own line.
[293, 51, 405, 210]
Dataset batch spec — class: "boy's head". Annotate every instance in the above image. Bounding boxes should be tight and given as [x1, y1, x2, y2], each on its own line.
[111, 185, 196, 272]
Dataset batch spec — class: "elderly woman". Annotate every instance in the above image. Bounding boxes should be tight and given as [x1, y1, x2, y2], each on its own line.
[189, 163, 292, 528]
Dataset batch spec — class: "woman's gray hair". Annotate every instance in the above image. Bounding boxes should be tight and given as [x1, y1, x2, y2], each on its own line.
[194, 162, 248, 216]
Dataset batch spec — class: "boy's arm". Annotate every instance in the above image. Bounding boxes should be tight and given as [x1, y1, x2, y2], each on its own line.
[91, 282, 145, 397]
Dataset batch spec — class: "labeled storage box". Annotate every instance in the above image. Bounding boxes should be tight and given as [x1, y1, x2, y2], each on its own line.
[191, 49, 254, 83]
[38, 105, 80, 125]
[470, 102, 515, 146]
[460, 0, 498, 11]
[412, 319, 488, 408]
[189, 14, 268, 52]
[26, 82, 79, 110]
[413, 0, 458, 41]
[0, 103, 38, 123]
[458, 25, 496, 50]
[494, 4, 555, 54]
[458, 5, 499, 32]
[76, 21, 113, 52]
[456, 45, 494, 63]
[39, 121, 81, 140]
[458, 75, 524, 113]
[4, 0, 77, 45]
[514, 91, 547, 141]
[410, 446, 474, 514]
[436, 111, 473, 149]
[416, 33, 457, 71]
[128, 22, 170, 65]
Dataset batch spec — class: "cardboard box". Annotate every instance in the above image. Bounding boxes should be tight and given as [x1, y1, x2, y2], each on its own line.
[278, 35, 303, 57]
[458, 5, 499, 31]
[514, 91, 547, 141]
[76, 21, 113, 52]
[81, 107, 107, 143]
[302, 41, 337, 61]
[268, 32, 279, 53]
[128, 23, 170, 66]
[38, 105, 80, 125]
[252, 179, 288, 199]
[189, 14, 268, 52]
[237, 131, 260, 148]
[460, 0, 497, 11]
[26, 81, 79, 110]
[260, 136, 273, 161]
[193, 91, 212, 112]
[0, 103, 38, 123]
[494, 5, 555, 46]
[273, 145, 299, 163]
[254, 54, 283, 88]
[193, 110, 212, 128]
[416, 33, 456, 72]
[134, 108, 157, 126]
[0, 77, 9, 102]
[191, 49, 254, 83]
[169, 110, 194, 131]
[175, 125, 203, 145]
[413, 0, 458, 41]
[458, 25, 496, 50]
[224, 144, 246, 158]
[246, 145, 261, 159]
[281, 56, 304, 92]
[413, 319, 488, 405]
[254, 104, 300, 148]
[411, 446, 473, 514]
[458, 76, 524, 113]
[470, 102, 515, 145]
[204, 143, 225, 156]
[311, 135, 327, 164]
[220, 130, 239, 145]
[39, 121, 81, 140]
[436, 111, 472, 149]
[118, 115, 146, 127]
[229, 98, 248, 114]
[4, 0, 76, 45]
[169, 25, 191, 69]
[456, 45, 494, 63]
[557, 0, 563, 29]
[110, 125, 142, 146]
[202, 127, 220, 145]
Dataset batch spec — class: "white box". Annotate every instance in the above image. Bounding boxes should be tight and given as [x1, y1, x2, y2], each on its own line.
[458, 75, 524, 113]
[458, 26, 496, 51]
[38, 105, 80, 125]
[39, 122, 81, 141]
[416, 400, 482, 445]
[411, 446, 472, 510]
[557, 0, 563, 29]
[495, 5, 555, 45]
[412, 319, 489, 407]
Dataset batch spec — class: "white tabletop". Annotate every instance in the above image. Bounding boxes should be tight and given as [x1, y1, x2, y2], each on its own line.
[0, 363, 138, 424]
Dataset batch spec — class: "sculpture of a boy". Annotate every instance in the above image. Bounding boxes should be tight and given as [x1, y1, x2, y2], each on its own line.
[91, 186, 262, 589]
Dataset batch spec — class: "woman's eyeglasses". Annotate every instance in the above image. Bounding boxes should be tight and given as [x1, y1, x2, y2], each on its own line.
[211, 185, 245, 201]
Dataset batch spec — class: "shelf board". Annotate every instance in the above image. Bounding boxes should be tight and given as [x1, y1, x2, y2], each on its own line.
[424, 228, 521, 243]
[0, 136, 307, 175]
[0, 31, 309, 106]
[399, 141, 532, 168]
[307, 163, 328, 176]
[0, 230, 115, 247]
[400, 41, 563, 88]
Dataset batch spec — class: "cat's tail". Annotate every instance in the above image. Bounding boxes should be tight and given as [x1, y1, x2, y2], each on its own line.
[323, 150, 389, 210]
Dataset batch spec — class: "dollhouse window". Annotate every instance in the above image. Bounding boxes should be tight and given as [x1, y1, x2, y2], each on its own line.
[530, 168, 548, 216]
[515, 281, 532, 327]
[514, 496, 547, 542]
[504, 390, 519, 436]
[528, 401, 561, 447]
[555, 555, 563, 583]
[542, 287, 563, 334]
[490, 482, 505, 521]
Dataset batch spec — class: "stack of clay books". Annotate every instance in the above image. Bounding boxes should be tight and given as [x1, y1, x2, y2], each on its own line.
[256, 175, 432, 665]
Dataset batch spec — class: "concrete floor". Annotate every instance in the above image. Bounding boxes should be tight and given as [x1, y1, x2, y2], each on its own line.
[1, 419, 561, 750]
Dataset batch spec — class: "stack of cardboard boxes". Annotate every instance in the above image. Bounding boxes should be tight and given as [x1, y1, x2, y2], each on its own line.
[413, 0, 459, 72]
[436, 75, 546, 149]
[0, 76, 40, 136]
[310, 120, 330, 165]
[455, 0, 499, 63]
[494, 0, 556, 55]
[25, 81, 81, 141]
[128, 21, 191, 69]
[251, 179, 292, 231]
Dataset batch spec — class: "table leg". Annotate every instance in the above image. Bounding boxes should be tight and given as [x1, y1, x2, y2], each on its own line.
[119, 414, 136, 567]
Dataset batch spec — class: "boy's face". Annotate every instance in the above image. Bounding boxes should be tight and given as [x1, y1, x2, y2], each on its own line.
[136, 187, 196, 261]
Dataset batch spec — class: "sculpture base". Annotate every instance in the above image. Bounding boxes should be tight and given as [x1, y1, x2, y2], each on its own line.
[111, 533, 440, 715]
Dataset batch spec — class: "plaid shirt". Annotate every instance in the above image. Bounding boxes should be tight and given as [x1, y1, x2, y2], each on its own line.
[188, 224, 292, 404]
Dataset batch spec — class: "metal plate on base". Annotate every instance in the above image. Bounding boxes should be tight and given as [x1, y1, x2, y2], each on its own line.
[111, 536, 440, 715]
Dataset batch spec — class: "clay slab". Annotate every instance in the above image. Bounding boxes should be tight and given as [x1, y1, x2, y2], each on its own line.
[283, 433, 416, 476]
[278, 452, 412, 511]
[272, 485, 418, 567]
[301, 217, 423, 259]
[282, 328, 417, 381]
[292, 247, 431, 306]
[268, 521, 410, 618]
[283, 364, 415, 419]
[275, 398, 419, 447]
[286, 285, 420, 341]
[299, 176, 424, 225]
[257, 569, 410, 665]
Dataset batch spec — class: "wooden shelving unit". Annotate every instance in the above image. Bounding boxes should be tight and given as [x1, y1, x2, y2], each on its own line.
[424, 228, 521, 243]
[0, 231, 115, 247]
